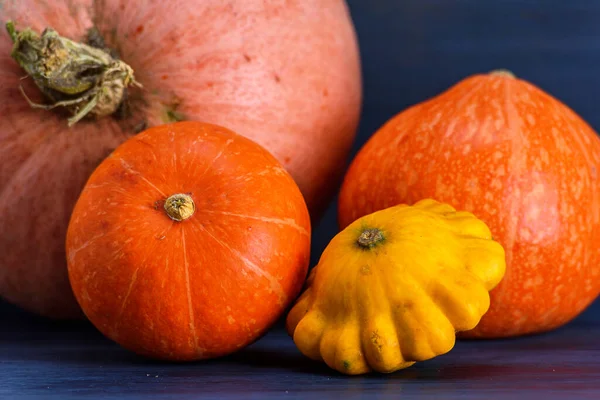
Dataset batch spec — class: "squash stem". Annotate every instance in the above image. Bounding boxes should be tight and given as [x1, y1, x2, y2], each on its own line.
[164, 194, 195, 222]
[5, 20, 141, 126]
[357, 228, 384, 249]
[489, 69, 516, 78]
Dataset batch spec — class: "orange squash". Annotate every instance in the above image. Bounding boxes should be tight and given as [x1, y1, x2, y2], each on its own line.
[66, 121, 311, 360]
[0, 0, 360, 319]
[338, 71, 600, 338]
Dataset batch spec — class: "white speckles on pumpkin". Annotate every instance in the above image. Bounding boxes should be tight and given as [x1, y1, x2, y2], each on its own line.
[522, 276, 543, 289]
[539, 148, 550, 165]
[429, 112, 443, 127]
[465, 103, 477, 118]
[572, 175, 585, 200]
[444, 120, 458, 138]
[519, 229, 532, 241]
[491, 79, 503, 90]
[481, 203, 497, 217]
[583, 132, 591, 145]
[490, 178, 503, 190]
[494, 119, 504, 131]
[435, 175, 452, 201]
[551, 127, 572, 155]
[463, 198, 475, 212]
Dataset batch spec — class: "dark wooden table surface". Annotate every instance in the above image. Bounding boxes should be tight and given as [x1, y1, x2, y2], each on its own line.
[3, 1, 600, 399]
[1, 301, 600, 400]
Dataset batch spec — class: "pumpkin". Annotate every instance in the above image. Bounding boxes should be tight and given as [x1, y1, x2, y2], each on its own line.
[66, 121, 311, 361]
[0, 0, 361, 318]
[286, 199, 505, 375]
[338, 71, 600, 338]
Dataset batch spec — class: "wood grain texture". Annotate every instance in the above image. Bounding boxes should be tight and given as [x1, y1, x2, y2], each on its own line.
[1, 303, 599, 400]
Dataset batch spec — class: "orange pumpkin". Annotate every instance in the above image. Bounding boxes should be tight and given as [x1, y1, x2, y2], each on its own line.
[66, 121, 311, 360]
[0, 0, 360, 319]
[338, 71, 600, 338]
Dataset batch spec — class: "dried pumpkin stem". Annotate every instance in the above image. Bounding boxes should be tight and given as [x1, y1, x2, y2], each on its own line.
[5, 20, 141, 127]
[357, 228, 384, 249]
[489, 69, 516, 78]
[164, 194, 195, 222]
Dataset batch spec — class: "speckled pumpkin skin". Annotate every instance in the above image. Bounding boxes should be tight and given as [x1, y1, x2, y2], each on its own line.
[338, 72, 600, 338]
[0, 0, 361, 318]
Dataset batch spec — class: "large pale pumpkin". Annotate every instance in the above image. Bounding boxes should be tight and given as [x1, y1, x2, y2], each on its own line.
[339, 71, 600, 338]
[0, 0, 361, 318]
[66, 121, 311, 360]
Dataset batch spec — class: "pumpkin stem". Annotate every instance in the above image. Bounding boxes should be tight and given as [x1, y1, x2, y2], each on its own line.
[164, 194, 196, 222]
[357, 228, 385, 249]
[489, 69, 516, 78]
[5, 20, 141, 127]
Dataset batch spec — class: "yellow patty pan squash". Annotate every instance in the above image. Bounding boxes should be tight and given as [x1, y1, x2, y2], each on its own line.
[286, 199, 506, 375]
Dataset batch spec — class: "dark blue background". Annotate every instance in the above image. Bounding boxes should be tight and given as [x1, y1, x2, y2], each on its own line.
[1, 2, 600, 398]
